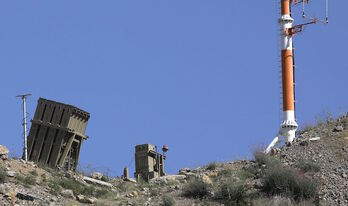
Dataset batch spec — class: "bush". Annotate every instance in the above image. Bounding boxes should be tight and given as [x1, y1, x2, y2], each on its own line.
[262, 166, 318, 201]
[48, 180, 62, 195]
[252, 196, 316, 206]
[215, 179, 249, 206]
[29, 170, 38, 176]
[161, 194, 176, 206]
[0, 166, 7, 183]
[95, 188, 112, 198]
[206, 162, 217, 171]
[296, 160, 320, 173]
[182, 178, 210, 199]
[17, 174, 36, 186]
[253, 150, 281, 168]
[59, 178, 94, 196]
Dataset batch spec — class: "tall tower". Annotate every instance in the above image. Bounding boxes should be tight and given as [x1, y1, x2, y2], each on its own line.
[266, 0, 328, 153]
[279, 0, 297, 143]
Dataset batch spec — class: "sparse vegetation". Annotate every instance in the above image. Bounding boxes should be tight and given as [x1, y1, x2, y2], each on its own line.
[252, 196, 316, 206]
[261, 166, 318, 201]
[48, 180, 62, 195]
[29, 169, 38, 176]
[58, 178, 94, 196]
[0, 166, 7, 183]
[215, 179, 250, 206]
[253, 150, 281, 168]
[161, 194, 176, 206]
[206, 162, 217, 171]
[296, 160, 320, 173]
[183, 178, 210, 199]
[95, 188, 112, 198]
[16, 174, 37, 187]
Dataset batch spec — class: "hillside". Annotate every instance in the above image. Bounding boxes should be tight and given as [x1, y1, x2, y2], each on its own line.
[0, 114, 347, 206]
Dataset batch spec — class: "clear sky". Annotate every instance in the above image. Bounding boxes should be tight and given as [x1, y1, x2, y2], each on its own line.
[0, 1, 347, 176]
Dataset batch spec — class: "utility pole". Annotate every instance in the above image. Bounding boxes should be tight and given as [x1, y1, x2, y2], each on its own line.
[16, 93, 31, 162]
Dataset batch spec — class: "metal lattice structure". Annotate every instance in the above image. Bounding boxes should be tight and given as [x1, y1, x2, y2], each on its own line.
[27, 98, 90, 171]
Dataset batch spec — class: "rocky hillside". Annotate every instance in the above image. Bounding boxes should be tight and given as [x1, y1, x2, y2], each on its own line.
[0, 113, 347, 206]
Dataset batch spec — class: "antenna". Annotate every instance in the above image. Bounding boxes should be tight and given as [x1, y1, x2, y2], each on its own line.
[16, 93, 32, 162]
[288, 0, 329, 36]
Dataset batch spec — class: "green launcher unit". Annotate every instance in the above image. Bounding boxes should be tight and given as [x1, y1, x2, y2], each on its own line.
[27, 98, 90, 171]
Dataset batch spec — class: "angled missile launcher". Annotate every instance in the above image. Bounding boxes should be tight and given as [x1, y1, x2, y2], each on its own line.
[134, 144, 168, 181]
[27, 98, 90, 171]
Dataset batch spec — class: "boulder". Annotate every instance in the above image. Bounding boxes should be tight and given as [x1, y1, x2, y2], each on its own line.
[334, 125, 344, 132]
[61, 189, 74, 199]
[201, 174, 213, 185]
[76, 194, 97, 204]
[149, 175, 186, 185]
[124, 177, 137, 183]
[82, 176, 113, 188]
[16, 192, 37, 201]
[7, 171, 16, 177]
[90, 172, 103, 180]
[0, 145, 9, 160]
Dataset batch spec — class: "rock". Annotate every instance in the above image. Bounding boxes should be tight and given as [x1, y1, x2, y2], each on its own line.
[5, 189, 17, 204]
[179, 168, 191, 175]
[201, 174, 212, 185]
[207, 171, 219, 178]
[16, 192, 37, 201]
[126, 191, 138, 198]
[7, 171, 16, 177]
[83, 176, 113, 188]
[90, 172, 103, 180]
[61, 189, 74, 199]
[334, 125, 344, 132]
[0, 145, 9, 160]
[309, 137, 321, 141]
[124, 177, 137, 183]
[131, 191, 138, 198]
[0, 184, 7, 194]
[149, 175, 186, 185]
[299, 140, 309, 146]
[76, 194, 97, 204]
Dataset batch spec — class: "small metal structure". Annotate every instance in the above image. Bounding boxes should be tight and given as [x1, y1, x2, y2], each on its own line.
[16, 93, 32, 162]
[27, 98, 90, 171]
[134, 144, 168, 181]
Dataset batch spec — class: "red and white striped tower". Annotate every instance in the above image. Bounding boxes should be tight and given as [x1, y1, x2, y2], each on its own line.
[266, 0, 328, 153]
[279, 0, 298, 143]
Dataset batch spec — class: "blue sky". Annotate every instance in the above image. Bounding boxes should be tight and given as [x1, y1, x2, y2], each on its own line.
[0, 1, 347, 176]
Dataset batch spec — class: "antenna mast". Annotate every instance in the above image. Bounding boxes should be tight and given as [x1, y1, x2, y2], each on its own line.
[16, 93, 32, 162]
[266, 0, 328, 153]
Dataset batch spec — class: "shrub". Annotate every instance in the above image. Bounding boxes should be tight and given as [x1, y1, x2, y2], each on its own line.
[296, 160, 320, 173]
[252, 196, 317, 206]
[161, 194, 176, 206]
[59, 178, 94, 196]
[253, 150, 281, 169]
[29, 170, 38, 176]
[48, 180, 62, 195]
[95, 188, 112, 198]
[262, 166, 318, 201]
[215, 179, 249, 206]
[17, 174, 36, 186]
[253, 150, 268, 166]
[0, 166, 7, 183]
[206, 162, 217, 171]
[182, 178, 210, 199]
